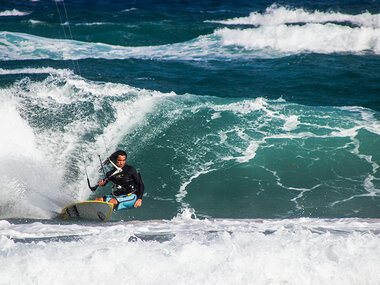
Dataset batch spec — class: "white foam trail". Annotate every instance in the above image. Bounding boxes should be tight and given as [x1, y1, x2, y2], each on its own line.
[340, 106, 380, 136]
[122, 8, 138, 13]
[177, 168, 216, 208]
[210, 5, 380, 28]
[0, 9, 31, 16]
[0, 67, 74, 76]
[28, 19, 45, 25]
[75, 22, 111, 26]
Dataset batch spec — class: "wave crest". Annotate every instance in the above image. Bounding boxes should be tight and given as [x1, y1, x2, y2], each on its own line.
[215, 23, 380, 54]
[0, 9, 31, 17]
[209, 4, 380, 28]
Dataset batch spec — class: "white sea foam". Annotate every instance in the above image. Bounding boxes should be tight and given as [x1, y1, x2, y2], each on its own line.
[75, 22, 110, 26]
[207, 5, 380, 56]
[0, 9, 31, 17]
[177, 168, 216, 208]
[283, 115, 300, 131]
[28, 19, 45, 25]
[339, 106, 380, 136]
[0, 67, 74, 76]
[211, 97, 269, 114]
[0, 98, 64, 218]
[215, 24, 380, 54]
[209, 5, 380, 28]
[122, 8, 138, 13]
[0, 217, 379, 284]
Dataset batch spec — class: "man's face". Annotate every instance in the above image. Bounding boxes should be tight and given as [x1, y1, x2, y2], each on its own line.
[116, 155, 126, 168]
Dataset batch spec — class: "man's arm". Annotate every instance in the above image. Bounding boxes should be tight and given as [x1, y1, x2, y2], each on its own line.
[98, 169, 113, 186]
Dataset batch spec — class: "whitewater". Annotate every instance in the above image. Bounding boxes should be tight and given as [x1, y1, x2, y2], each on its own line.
[1, 214, 380, 285]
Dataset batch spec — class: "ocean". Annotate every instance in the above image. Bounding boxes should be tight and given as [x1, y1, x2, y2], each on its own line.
[0, 0, 380, 284]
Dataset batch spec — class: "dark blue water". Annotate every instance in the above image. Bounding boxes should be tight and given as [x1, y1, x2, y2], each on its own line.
[0, 0, 379, 220]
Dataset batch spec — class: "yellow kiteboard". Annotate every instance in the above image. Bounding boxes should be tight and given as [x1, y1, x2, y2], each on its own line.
[59, 201, 114, 222]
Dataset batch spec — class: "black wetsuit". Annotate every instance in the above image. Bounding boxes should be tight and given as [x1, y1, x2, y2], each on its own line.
[104, 164, 144, 200]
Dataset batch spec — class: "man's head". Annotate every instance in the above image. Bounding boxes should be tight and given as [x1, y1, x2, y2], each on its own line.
[116, 154, 126, 168]
[110, 150, 127, 168]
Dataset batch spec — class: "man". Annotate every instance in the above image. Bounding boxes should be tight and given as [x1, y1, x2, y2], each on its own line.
[95, 150, 144, 208]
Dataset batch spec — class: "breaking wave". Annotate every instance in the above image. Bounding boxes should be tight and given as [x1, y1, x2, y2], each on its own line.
[1, 5, 380, 62]
[209, 4, 380, 28]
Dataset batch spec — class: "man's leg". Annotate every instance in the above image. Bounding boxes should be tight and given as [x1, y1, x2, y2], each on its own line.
[108, 198, 118, 205]
[95, 196, 118, 205]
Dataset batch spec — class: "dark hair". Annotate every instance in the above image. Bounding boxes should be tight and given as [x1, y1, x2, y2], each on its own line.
[110, 150, 127, 163]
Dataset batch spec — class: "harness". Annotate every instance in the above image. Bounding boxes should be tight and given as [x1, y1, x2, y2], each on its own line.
[105, 159, 137, 210]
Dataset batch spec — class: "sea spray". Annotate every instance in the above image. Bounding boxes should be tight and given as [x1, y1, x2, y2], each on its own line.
[0, 217, 379, 284]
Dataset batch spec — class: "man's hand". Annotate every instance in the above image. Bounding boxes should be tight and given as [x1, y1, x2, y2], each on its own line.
[98, 179, 106, 186]
[134, 199, 142, 208]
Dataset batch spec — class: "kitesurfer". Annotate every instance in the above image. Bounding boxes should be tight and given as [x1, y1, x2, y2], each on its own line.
[95, 150, 144, 208]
